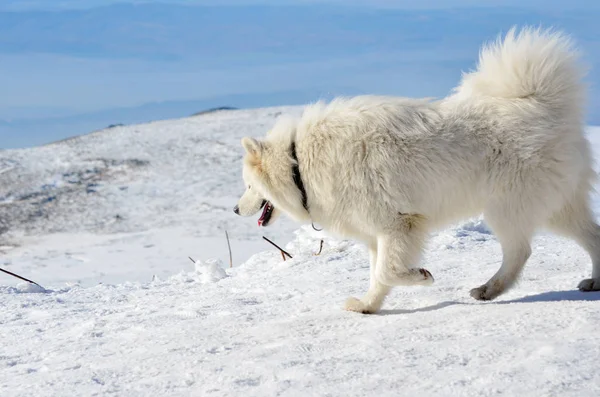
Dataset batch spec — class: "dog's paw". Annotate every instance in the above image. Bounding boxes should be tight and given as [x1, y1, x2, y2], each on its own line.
[376, 267, 434, 287]
[470, 285, 497, 301]
[344, 297, 376, 314]
[578, 278, 600, 291]
[417, 268, 435, 285]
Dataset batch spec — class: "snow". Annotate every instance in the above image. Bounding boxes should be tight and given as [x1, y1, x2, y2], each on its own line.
[1, 111, 600, 396]
[194, 258, 228, 284]
[12, 282, 46, 294]
[0, 107, 301, 286]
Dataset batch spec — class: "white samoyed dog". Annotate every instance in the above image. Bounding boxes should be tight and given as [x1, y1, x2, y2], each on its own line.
[234, 27, 600, 314]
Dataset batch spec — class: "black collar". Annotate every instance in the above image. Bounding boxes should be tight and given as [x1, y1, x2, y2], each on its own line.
[290, 141, 309, 213]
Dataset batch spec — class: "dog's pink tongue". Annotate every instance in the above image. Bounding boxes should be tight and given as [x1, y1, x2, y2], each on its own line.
[257, 205, 268, 226]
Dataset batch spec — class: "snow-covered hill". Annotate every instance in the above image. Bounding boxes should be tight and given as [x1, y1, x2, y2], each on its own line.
[2, 111, 600, 396]
[0, 107, 301, 285]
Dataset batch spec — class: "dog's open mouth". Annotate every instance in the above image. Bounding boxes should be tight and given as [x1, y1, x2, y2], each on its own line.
[258, 200, 274, 227]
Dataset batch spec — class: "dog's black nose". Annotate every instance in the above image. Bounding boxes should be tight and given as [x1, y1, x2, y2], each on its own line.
[233, 205, 240, 215]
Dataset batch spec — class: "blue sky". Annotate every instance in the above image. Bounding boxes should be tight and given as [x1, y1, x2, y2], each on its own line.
[2, 1, 599, 11]
[1, 1, 599, 147]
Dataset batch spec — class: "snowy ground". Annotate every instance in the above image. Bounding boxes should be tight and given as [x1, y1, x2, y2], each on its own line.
[0, 107, 301, 285]
[1, 111, 600, 396]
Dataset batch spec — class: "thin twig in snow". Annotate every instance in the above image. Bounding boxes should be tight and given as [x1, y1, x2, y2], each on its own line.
[225, 231, 233, 268]
[262, 236, 293, 260]
[0, 267, 44, 289]
[314, 239, 324, 256]
[0, 166, 14, 175]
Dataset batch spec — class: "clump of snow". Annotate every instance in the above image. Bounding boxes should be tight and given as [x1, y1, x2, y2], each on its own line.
[7, 282, 47, 293]
[433, 218, 494, 250]
[161, 257, 228, 285]
[194, 258, 227, 283]
[457, 218, 491, 235]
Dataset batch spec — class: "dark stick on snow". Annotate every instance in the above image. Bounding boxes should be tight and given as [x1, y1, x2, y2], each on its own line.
[225, 231, 233, 268]
[188, 256, 196, 264]
[314, 239, 324, 256]
[0, 267, 44, 288]
[262, 236, 293, 259]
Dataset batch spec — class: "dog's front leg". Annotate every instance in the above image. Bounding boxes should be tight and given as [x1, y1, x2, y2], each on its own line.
[375, 215, 434, 288]
[345, 244, 391, 314]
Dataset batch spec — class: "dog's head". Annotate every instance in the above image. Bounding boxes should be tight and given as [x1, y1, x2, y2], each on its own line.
[234, 118, 310, 227]
[233, 137, 282, 227]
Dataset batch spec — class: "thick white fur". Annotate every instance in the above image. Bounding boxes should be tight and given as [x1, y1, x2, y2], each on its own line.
[236, 27, 600, 313]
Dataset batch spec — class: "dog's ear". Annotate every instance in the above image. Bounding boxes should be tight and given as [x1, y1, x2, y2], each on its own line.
[241, 137, 263, 156]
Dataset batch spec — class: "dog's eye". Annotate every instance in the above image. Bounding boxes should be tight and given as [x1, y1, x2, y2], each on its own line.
[247, 185, 251, 189]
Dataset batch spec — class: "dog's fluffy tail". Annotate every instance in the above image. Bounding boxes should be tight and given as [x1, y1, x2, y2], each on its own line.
[455, 27, 585, 109]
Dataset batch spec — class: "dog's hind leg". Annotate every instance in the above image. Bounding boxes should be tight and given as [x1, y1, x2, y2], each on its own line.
[345, 244, 391, 314]
[470, 201, 534, 301]
[374, 214, 434, 288]
[547, 193, 600, 291]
